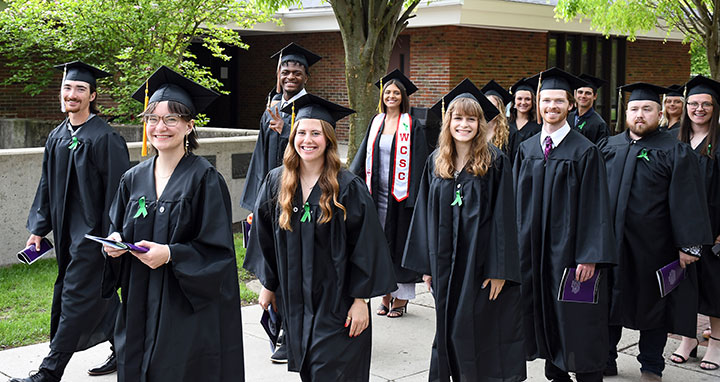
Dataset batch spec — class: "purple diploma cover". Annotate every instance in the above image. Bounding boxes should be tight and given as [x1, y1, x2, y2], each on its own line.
[17, 238, 54, 265]
[84, 234, 149, 253]
[557, 267, 600, 304]
[656, 259, 686, 298]
[260, 303, 281, 352]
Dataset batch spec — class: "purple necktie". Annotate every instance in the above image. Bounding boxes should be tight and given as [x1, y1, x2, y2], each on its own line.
[544, 136, 553, 161]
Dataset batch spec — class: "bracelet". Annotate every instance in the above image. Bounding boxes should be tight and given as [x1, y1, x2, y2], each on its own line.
[165, 249, 172, 264]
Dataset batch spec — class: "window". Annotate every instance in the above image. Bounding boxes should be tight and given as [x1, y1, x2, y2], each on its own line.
[548, 33, 626, 128]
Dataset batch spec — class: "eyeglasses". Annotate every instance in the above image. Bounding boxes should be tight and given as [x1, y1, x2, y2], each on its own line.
[143, 114, 188, 127]
[687, 102, 714, 109]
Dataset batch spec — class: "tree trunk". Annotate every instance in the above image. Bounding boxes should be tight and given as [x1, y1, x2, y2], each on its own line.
[330, 0, 419, 164]
[708, 8, 720, 80]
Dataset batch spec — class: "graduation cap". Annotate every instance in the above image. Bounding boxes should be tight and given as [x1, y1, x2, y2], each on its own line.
[280, 93, 355, 129]
[429, 78, 500, 122]
[132, 66, 220, 156]
[618, 82, 669, 104]
[54, 61, 111, 87]
[510, 77, 538, 95]
[685, 75, 720, 101]
[533, 67, 588, 93]
[270, 42, 322, 70]
[578, 73, 607, 92]
[482, 80, 513, 105]
[666, 84, 684, 98]
[375, 69, 418, 96]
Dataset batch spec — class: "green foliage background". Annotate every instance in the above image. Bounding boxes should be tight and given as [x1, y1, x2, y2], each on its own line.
[0, 0, 280, 123]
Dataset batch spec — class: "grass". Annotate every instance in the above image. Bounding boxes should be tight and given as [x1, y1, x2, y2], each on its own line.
[0, 233, 258, 349]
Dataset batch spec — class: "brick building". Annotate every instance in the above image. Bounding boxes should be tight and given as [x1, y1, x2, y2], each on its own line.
[0, 0, 691, 142]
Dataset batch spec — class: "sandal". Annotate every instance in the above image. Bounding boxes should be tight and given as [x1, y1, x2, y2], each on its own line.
[700, 336, 720, 371]
[387, 300, 408, 318]
[670, 338, 699, 364]
[376, 302, 389, 316]
[703, 327, 712, 340]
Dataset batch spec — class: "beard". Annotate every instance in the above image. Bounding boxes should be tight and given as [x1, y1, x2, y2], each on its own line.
[626, 120, 658, 137]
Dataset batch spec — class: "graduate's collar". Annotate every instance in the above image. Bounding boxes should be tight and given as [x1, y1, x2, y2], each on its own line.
[66, 113, 96, 135]
[282, 88, 307, 108]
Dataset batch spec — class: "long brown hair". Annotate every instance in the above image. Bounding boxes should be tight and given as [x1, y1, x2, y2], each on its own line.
[435, 97, 493, 179]
[278, 119, 347, 230]
[678, 96, 719, 157]
[487, 94, 510, 150]
[380, 79, 410, 114]
[509, 89, 536, 123]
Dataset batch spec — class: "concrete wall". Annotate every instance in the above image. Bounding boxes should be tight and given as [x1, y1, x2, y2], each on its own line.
[0, 135, 257, 267]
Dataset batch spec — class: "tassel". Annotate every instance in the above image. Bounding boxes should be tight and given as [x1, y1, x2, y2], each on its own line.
[141, 79, 149, 157]
[441, 97, 445, 121]
[290, 101, 295, 132]
[535, 73, 543, 123]
[377, 77, 383, 113]
[60, 64, 67, 113]
[614, 88, 623, 133]
[276, 52, 283, 95]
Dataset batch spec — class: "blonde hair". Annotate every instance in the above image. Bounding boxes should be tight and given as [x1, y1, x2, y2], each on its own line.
[487, 94, 510, 150]
[278, 119, 347, 230]
[434, 97, 493, 179]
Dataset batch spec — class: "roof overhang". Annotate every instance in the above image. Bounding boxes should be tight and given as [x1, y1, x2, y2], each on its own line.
[231, 0, 686, 42]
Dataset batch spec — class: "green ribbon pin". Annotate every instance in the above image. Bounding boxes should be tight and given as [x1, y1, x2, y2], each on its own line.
[577, 121, 586, 130]
[637, 148, 650, 162]
[708, 144, 712, 156]
[450, 189, 463, 207]
[68, 136, 78, 150]
[133, 196, 148, 218]
[300, 202, 311, 223]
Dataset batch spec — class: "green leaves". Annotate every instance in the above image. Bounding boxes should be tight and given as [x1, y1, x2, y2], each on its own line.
[0, 0, 284, 124]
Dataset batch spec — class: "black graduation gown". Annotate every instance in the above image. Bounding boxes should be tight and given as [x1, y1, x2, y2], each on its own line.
[507, 120, 541, 166]
[244, 168, 397, 381]
[402, 148, 526, 382]
[598, 130, 712, 336]
[568, 108, 609, 144]
[659, 121, 681, 133]
[102, 154, 245, 382]
[681, 135, 720, 317]
[514, 129, 616, 373]
[349, 115, 428, 283]
[27, 116, 128, 353]
[239, 102, 292, 211]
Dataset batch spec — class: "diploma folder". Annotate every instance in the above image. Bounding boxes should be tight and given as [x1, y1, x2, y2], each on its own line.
[260, 303, 281, 352]
[84, 234, 149, 253]
[656, 259, 686, 298]
[557, 267, 600, 304]
[17, 238, 54, 265]
[241, 220, 251, 249]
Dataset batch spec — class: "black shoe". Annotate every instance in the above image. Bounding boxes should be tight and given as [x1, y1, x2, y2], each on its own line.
[270, 342, 288, 363]
[9, 370, 57, 382]
[87, 352, 117, 376]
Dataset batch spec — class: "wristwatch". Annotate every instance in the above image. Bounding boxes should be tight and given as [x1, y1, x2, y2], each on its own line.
[363, 298, 370, 304]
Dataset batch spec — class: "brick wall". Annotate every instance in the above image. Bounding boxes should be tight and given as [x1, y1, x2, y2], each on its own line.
[625, 39, 691, 86]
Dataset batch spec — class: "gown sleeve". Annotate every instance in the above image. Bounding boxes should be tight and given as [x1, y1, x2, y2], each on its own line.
[573, 146, 617, 266]
[167, 168, 237, 312]
[243, 171, 280, 292]
[401, 156, 433, 275]
[484, 151, 521, 284]
[93, 132, 130, 235]
[406, 116, 429, 208]
[27, 138, 53, 237]
[343, 177, 397, 298]
[669, 143, 713, 248]
[239, 114, 271, 211]
[102, 173, 131, 298]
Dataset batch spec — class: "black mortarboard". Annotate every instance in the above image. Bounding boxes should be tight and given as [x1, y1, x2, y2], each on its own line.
[685, 75, 720, 101]
[429, 78, 500, 122]
[533, 67, 588, 93]
[375, 69, 418, 96]
[619, 83, 669, 104]
[131, 66, 220, 116]
[511, 77, 538, 95]
[578, 73, 606, 91]
[280, 93, 354, 128]
[270, 42, 322, 69]
[54, 61, 111, 87]
[482, 80, 513, 104]
[666, 84, 684, 97]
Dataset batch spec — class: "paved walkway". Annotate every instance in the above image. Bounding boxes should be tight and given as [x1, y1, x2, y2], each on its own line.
[1, 285, 719, 381]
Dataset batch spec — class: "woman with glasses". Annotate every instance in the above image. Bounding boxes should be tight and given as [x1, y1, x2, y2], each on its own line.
[670, 75, 720, 371]
[101, 66, 245, 381]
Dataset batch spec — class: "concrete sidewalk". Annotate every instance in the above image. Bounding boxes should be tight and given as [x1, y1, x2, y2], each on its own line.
[1, 285, 719, 381]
